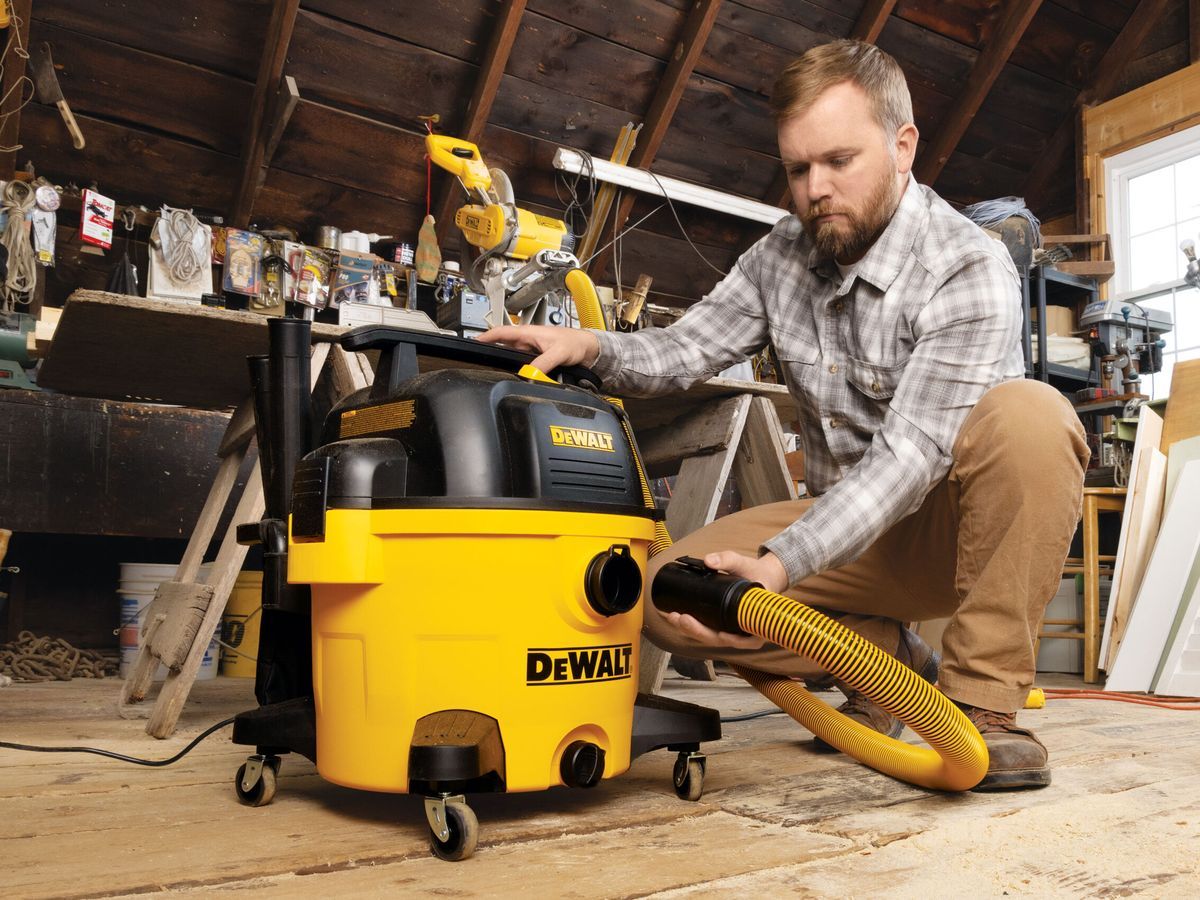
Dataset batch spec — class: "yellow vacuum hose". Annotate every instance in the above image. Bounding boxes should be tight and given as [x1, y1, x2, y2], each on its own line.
[564, 267, 988, 791]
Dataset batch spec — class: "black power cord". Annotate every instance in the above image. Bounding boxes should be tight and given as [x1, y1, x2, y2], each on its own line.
[720, 708, 788, 723]
[0, 715, 236, 767]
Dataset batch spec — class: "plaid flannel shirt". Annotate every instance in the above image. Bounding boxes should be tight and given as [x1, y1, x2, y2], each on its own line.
[590, 175, 1024, 586]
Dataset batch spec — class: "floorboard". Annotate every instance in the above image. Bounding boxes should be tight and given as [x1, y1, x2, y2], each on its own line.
[2, 673, 1198, 898]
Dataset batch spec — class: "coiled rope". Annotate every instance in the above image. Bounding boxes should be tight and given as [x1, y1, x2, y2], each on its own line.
[0, 631, 115, 682]
[1, 179, 37, 311]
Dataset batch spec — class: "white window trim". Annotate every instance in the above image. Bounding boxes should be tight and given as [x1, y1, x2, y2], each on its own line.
[1105, 121, 1200, 298]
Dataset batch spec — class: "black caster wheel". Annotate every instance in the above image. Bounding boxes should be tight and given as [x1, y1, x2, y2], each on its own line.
[234, 757, 279, 807]
[673, 752, 706, 802]
[428, 800, 479, 861]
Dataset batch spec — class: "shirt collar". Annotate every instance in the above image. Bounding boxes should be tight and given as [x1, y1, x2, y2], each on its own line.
[805, 173, 925, 292]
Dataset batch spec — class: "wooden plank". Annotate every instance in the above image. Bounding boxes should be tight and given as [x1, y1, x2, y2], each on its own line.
[252, 167, 425, 241]
[303, 0, 492, 64]
[850, 0, 897, 42]
[0, 391, 235, 539]
[914, 0, 1044, 186]
[1104, 446, 1167, 672]
[33, 0, 271, 80]
[229, 0, 300, 227]
[588, 0, 723, 283]
[13, 671, 1200, 896]
[642, 393, 751, 694]
[37, 291, 345, 411]
[730, 396, 797, 508]
[27, 20, 250, 155]
[1101, 407, 1166, 670]
[19, 105, 239, 214]
[145, 344, 327, 737]
[1161, 358, 1200, 454]
[287, 8, 475, 134]
[1025, 0, 1176, 207]
[1106, 460, 1200, 691]
[434, 0, 528, 246]
[0, 0, 33, 177]
[270, 100, 429, 205]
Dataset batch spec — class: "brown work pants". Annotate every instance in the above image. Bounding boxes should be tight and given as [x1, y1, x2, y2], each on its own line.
[644, 379, 1090, 713]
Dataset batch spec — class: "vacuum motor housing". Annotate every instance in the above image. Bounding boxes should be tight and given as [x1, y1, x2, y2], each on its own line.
[288, 358, 658, 794]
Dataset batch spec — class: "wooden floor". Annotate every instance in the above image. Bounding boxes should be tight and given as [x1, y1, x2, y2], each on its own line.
[4, 672, 1199, 899]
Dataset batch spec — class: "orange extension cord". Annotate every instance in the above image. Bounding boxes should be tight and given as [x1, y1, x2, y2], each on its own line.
[1043, 689, 1200, 710]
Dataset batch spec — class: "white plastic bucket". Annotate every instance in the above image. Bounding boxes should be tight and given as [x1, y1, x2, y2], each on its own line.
[118, 563, 217, 681]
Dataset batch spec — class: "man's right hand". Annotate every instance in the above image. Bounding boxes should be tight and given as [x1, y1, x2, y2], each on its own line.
[476, 324, 600, 375]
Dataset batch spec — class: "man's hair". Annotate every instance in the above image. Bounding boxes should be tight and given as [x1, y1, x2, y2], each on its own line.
[769, 39, 913, 142]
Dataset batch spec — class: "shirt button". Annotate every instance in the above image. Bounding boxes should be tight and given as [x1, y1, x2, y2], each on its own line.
[832, 302, 843, 313]
[829, 418, 840, 429]
[828, 364, 839, 374]
[871, 380, 881, 392]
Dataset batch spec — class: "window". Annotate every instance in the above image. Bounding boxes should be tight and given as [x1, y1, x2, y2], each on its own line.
[1107, 123, 1200, 400]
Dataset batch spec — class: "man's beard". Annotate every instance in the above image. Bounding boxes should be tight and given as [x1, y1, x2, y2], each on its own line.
[802, 170, 900, 262]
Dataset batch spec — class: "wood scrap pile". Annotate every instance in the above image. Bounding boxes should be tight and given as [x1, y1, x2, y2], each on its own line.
[1102, 359, 1200, 695]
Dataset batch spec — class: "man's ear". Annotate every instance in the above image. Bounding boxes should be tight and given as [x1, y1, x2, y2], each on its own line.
[894, 122, 919, 175]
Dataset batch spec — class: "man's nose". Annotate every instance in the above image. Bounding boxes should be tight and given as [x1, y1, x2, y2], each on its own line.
[807, 165, 832, 205]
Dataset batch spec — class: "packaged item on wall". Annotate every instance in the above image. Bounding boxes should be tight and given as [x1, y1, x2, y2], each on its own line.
[224, 228, 265, 297]
[146, 206, 214, 303]
[331, 250, 375, 308]
[295, 247, 332, 310]
[80, 188, 115, 249]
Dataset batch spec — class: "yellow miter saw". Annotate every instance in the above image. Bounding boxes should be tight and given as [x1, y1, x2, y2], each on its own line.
[426, 134, 592, 328]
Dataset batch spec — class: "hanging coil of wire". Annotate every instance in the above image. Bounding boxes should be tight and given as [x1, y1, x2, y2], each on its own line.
[159, 206, 205, 285]
[0, 631, 115, 682]
[1, 179, 38, 312]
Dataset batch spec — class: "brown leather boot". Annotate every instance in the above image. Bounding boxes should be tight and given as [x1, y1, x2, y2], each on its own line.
[812, 627, 940, 753]
[957, 704, 1051, 791]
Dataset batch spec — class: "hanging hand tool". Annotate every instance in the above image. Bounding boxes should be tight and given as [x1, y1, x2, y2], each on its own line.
[29, 43, 85, 151]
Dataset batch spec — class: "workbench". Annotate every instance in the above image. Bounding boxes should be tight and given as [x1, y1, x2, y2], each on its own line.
[36, 290, 799, 728]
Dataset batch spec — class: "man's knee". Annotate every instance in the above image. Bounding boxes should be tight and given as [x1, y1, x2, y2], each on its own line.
[956, 378, 1088, 472]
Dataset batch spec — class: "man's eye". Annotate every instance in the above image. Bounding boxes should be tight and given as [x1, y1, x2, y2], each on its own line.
[831, 157, 851, 168]
[788, 166, 808, 178]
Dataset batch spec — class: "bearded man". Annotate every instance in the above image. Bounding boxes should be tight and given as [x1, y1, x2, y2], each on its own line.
[479, 39, 1089, 791]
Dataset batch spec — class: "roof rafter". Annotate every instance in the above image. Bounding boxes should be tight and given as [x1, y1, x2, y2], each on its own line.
[229, 0, 300, 228]
[1024, 0, 1175, 211]
[915, 0, 1044, 186]
[587, 0, 723, 283]
[851, 0, 899, 43]
[434, 0, 527, 245]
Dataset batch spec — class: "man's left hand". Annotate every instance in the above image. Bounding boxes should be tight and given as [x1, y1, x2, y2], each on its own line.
[660, 551, 789, 651]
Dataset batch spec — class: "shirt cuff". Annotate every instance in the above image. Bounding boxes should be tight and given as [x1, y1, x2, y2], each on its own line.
[587, 329, 624, 382]
[760, 524, 828, 587]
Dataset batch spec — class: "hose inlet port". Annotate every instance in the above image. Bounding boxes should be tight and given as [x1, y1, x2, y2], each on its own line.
[560, 740, 605, 788]
[584, 544, 642, 616]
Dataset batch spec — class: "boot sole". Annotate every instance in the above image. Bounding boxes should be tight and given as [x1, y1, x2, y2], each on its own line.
[970, 768, 1052, 792]
[810, 650, 941, 754]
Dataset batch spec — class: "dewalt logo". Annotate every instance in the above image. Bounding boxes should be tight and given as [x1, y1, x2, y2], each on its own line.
[549, 425, 614, 452]
[526, 643, 633, 685]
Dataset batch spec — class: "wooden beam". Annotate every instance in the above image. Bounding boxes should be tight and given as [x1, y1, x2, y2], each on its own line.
[1024, 0, 1174, 209]
[915, 0, 1044, 186]
[0, 0, 33, 178]
[229, 0, 300, 228]
[850, 0, 898, 43]
[434, 0, 527, 245]
[588, 0, 722, 283]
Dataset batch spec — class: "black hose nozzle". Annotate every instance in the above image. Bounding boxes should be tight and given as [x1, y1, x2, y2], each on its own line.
[651, 556, 756, 636]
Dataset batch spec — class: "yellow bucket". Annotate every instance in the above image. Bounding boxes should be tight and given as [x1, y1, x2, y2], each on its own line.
[219, 571, 263, 677]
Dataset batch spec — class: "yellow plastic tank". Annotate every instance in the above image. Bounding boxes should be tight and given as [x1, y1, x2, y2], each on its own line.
[290, 507, 654, 794]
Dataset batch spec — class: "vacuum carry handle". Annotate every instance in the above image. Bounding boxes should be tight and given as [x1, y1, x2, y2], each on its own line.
[341, 325, 600, 397]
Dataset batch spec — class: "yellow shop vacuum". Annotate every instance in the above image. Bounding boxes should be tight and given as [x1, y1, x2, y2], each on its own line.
[231, 319, 720, 860]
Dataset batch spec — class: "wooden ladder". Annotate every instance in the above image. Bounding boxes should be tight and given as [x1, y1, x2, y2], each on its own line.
[118, 341, 373, 738]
